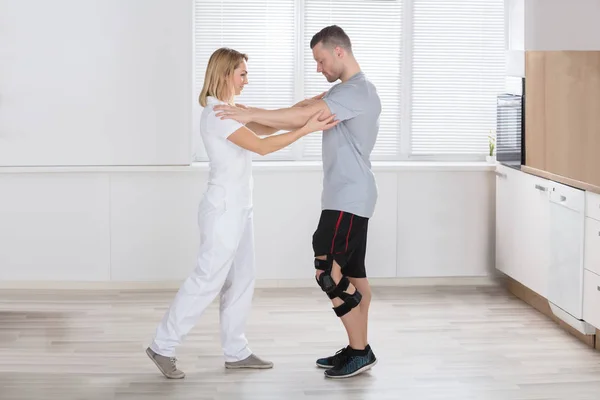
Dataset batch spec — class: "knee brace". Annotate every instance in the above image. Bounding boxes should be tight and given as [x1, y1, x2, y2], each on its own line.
[315, 257, 336, 293]
[315, 257, 362, 317]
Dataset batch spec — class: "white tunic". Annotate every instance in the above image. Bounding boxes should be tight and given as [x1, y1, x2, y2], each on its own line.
[200, 96, 253, 210]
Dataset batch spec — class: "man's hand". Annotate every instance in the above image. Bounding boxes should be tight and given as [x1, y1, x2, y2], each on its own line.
[293, 92, 326, 108]
[214, 104, 254, 124]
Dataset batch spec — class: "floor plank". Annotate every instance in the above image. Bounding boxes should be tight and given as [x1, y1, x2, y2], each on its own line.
[1, 284, 600, 399]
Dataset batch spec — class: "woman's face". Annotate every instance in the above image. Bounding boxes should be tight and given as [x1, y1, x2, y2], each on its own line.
[231, 60, 248, 96]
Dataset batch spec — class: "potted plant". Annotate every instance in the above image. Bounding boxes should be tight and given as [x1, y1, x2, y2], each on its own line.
[487, 131, 496, 163]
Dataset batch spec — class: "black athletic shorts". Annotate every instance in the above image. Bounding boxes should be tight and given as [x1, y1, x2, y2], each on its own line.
[312, 209, 369, 278]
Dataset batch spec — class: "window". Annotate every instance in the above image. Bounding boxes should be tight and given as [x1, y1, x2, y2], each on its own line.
[302, 0, 403, 160]
[410, 0, 505, 157]
[192, 0, 296, 160]
[193, 0, 505, 162]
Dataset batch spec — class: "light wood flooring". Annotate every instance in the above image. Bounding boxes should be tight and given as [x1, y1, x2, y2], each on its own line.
[1, 284, 600, 399]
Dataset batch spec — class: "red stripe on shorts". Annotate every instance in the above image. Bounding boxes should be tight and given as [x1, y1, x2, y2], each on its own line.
[330, 211, 344, 254]
[345, 214, 354, 252]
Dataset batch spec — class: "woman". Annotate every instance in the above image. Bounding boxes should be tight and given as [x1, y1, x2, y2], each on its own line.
[146, 47, 338, 379]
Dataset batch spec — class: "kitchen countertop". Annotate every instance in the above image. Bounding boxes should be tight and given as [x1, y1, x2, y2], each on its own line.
[520, 165, 600, 195]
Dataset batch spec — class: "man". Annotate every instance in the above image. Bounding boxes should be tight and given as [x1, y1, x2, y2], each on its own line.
[215, 25, 381, 379]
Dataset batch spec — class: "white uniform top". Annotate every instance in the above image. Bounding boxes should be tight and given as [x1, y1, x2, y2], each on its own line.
[200, 96, 253, 209]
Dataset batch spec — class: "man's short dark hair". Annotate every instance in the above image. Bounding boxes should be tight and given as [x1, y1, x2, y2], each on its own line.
[310, 25, 352, 53]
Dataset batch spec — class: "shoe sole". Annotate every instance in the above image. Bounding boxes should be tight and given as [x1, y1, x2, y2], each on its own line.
[146, 348, 185, 379]
[324, 359, 377, 379]
[225, 363, 274, 369]
[316, 362, 333, 369]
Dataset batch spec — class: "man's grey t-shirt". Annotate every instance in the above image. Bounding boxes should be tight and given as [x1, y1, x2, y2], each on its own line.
[321, 71, 381, 219]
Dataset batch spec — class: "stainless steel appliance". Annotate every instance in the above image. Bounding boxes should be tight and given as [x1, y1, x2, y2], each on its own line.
[496, 77, 525, 168]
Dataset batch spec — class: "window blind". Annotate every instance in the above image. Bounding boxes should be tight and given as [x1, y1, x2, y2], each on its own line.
[302, 0, 403, 159]
[193, 0, 296, 161]
[411, 0, 505, 156]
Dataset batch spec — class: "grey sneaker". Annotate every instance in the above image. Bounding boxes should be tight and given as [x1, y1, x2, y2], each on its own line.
[146, 347, 185, 379]
[225, 354, 273, 369]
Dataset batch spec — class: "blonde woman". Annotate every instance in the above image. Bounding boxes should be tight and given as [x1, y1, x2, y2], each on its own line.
[146, 48, 338, 379]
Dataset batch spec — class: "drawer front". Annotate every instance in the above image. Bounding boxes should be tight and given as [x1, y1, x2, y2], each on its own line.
[586, 191, 600, 221]
[583, 270, 600, 330]
[585, 217, 600, 276]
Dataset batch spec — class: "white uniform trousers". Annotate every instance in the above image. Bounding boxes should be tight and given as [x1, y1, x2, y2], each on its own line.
[150, 201, 255, 362]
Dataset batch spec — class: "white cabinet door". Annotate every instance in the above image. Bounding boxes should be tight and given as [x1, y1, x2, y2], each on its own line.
[516, 172, 551, 298]
[495, 165, 551, 297]
[495, 165, 518, 278]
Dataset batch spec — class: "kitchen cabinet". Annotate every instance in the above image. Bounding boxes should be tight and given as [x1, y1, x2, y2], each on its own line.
[583, 191, 600, 329]
[496, 165, 550, 297]
[584, 217, 600, 277]
[583, 269, 600, 330]
[525, 51, 600, 188]
[517, 170, 551, 298]
[547, 181, 586, 321]
[586, 191, 600, 222]
[495, 165, 518, 281]
[497, 165, 596, 335]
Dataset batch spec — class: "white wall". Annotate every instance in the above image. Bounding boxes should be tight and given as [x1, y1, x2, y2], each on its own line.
[505, 0, 525, 77]
[505, 0, 600, 76]
[0, 164, 495, 283]
[525, 0, 600, 50]
[0, 2, 497, 285]
[0, 0, 192, 167]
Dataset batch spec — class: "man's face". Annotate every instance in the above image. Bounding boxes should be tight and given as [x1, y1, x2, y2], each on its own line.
[312, 42, 341, 83]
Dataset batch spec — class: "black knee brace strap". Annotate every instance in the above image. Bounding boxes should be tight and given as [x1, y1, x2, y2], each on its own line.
[315, 257, 362, 317]
[315, 258, 335, 293]
[329, 276, 362, 317]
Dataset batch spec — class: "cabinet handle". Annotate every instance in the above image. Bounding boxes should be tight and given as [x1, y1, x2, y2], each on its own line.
[534, 184, 547, 192]
[495, 171, 507, 179]
[597, 286, 600, 292]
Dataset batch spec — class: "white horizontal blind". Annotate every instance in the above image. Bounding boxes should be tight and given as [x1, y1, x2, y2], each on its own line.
[193, 0, 296, 161]
[302, 0, 403, 159]
[411, 0, 505, 156]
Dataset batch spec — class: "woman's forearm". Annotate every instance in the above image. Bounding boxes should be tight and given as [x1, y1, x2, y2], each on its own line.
[257, 126, 310, 156]
[246, 122, 279, 136]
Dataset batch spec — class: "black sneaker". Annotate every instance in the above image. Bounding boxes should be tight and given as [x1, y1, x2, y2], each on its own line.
[315, 346, 350, 369]
[323, 345, 377, 379]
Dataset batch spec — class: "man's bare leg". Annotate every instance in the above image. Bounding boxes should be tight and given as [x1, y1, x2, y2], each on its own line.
[349, 277, 371, 345]
[315, 256, 366, 350]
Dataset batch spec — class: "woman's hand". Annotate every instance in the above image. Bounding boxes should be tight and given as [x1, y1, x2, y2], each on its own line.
[214, 104, 253, 124]
[303, 110, 339, 133]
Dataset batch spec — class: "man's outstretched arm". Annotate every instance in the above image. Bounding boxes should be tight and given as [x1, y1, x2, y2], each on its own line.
[251, 101, 333, 130]
[215, 100, 333, 131]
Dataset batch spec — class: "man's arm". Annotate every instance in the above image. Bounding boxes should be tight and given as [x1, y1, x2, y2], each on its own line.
[251, 101, 332, 130]
[215, 101, 332, 131]
[227, 111, 339, 156]
[233, 104, 279, 136]
[248, 93, 328, 132]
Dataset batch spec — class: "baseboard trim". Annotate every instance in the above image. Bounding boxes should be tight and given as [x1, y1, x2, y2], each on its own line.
[0, 276, 499, 290]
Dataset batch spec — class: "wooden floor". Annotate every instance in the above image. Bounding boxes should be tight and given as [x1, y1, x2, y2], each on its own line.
[1, 284, 600, 400]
